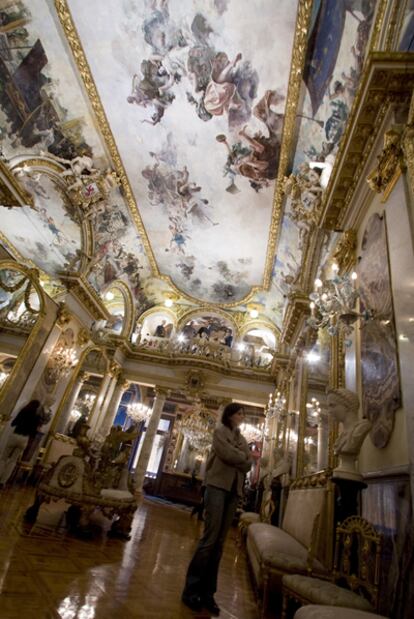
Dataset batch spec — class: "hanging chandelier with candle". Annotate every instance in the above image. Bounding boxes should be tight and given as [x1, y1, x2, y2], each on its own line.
[308, 263, 373, 337]
[127, 402, 150, 424]
[180, 407, 215, 452]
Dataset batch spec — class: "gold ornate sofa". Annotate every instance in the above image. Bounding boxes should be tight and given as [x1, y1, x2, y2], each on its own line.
[246, 470, 334, 617]
[24, 427, 138, 539]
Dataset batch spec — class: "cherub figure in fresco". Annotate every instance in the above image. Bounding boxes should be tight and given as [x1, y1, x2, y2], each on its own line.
[168, 216, 189, 254]
[187, 47, 258, 129]
[128, 58, 178, 126]
[203, 52, 242, 117]
[216, 89, 284, 191]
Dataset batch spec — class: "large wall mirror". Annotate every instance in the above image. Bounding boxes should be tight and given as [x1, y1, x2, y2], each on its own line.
[0, 262, 43, 405]
[299, 330, 331, 476]
[56, 347, 109, 436]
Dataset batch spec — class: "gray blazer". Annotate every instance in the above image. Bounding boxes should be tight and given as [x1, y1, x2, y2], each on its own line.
[204, 423, 252, 497]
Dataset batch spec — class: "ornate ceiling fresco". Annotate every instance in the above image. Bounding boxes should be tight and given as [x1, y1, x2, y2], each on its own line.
[0, 0, 380, 333]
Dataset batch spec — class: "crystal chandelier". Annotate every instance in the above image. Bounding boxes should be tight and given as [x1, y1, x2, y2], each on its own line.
[127, 402, 150, 424]
[308, 263, 372, 337]
[267, 391, 287, 419]
[180, 409, 214, 452]
[239, 422, 263, 443]
[45, 345, 78, 386]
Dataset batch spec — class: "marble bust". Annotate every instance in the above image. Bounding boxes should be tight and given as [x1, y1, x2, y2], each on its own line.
[327, 388, 372, 482]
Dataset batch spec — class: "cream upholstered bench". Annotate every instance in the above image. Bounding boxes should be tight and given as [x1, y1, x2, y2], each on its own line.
[246, 471, 334, 617]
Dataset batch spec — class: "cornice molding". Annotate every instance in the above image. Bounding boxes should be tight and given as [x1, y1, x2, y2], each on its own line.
[320, 53, 414, 230]
[59, 273, 110, 321]
[280, 291, 310, 348]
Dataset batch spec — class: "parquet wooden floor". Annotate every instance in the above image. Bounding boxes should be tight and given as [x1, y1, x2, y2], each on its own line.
[0, 487, 260, 619]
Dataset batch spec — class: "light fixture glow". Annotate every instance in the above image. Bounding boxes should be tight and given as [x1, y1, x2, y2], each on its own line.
[306, 351, 321, 363]
[164, 298, 173, 308]
[105, 290, 114, 301]
[249, 309, 259, 319]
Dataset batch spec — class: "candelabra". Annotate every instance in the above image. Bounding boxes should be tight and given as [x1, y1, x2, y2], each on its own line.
[267, 391, 287, 419]
[308, 263, 373, 337]
[127, 402, 150, 424]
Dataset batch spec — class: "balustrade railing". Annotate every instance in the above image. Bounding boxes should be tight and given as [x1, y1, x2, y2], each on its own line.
[135, 334, 274, 370]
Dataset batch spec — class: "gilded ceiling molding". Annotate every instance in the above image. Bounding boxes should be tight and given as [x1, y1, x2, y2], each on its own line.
[332, 230, 357, 274]
[366, 128, 404, 200]
[59, 272, 110, 320]
[279, 291, 310, 349]
[0, 159, 34, 208]
[383, 0, 405, 51]
[369, 0, 390, 50]
[262, 0, 314, 290]
[319, 54, 414, 230]
[54, 0, 159, 277]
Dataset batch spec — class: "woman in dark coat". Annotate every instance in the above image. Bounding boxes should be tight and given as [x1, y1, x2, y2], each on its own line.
[182, 402, 252, 614]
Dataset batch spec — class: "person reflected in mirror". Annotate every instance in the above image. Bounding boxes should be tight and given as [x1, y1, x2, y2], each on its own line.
[182, 402, 252, 615]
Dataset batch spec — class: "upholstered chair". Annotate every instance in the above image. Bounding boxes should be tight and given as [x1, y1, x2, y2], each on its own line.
[282, 516, 382, 619]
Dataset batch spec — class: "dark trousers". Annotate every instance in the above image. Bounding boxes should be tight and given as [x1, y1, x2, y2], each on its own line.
[183, 485, 238, 599]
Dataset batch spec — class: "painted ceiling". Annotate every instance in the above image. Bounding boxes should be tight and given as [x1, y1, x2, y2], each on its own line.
[0, 0, 378, 331]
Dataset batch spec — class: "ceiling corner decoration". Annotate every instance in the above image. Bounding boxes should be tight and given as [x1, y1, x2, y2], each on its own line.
[58, 0, 302, 304]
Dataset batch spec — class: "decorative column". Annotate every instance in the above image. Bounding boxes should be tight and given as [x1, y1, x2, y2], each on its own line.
[55, 371, 88, 434]
[88, 373, 112, 435]
[134, 387, 167, 493]
[99, 375, 130, 438]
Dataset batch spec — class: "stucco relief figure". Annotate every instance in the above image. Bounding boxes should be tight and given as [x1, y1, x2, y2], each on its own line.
[327, 388, 371, 482]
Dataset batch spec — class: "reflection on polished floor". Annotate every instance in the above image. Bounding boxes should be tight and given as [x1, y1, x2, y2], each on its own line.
[0, 488, 259, 619]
